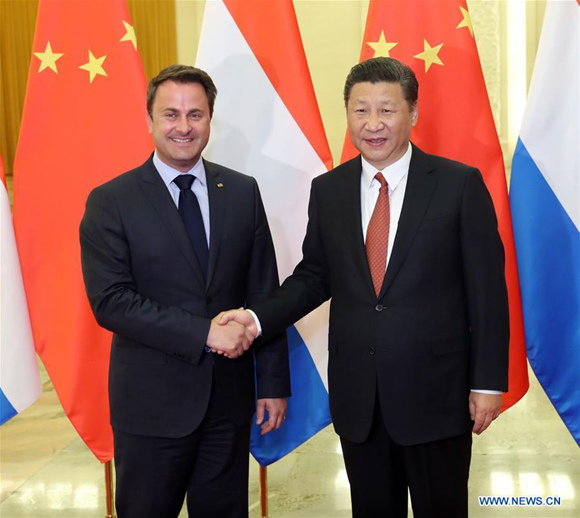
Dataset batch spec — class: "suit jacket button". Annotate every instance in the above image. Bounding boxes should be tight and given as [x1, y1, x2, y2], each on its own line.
[206, 296, 213, 305]
[369, 347, 376, 355]
[375, 304, 384, 312]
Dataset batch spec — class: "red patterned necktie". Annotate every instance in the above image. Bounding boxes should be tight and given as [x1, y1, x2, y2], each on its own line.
[366, 172, 390, 297]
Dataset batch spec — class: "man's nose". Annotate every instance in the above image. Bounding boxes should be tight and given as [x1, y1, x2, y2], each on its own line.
[366, 112, 384, 131]
[176, 116, 191, 133]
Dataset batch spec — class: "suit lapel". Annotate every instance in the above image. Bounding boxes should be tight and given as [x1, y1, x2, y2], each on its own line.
[378, 145, 438, 299]
[138, 157, 206, 286]
[204, 160, 225, 288]
[340, 157, 378, 297]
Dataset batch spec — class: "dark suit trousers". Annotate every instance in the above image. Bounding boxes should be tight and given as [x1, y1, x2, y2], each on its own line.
[340, 397, 472, 518]
[113, 374, 252, 518]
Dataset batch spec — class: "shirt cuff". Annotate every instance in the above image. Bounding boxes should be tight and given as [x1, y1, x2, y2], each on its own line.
[246, 309, 262, 337]
[470, 389, 502, 395]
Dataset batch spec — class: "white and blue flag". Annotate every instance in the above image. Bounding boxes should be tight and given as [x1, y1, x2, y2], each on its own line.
[510, 0, 579, 444]
[0, 156, 42, 425]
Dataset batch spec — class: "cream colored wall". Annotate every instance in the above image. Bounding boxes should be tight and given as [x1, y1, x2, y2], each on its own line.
[175, 0, 205, 65]
[293, 1, 368, 163]
[468, 0, 507, 158]
[526, 0, 547, 86]
[175, 0, 546, 169]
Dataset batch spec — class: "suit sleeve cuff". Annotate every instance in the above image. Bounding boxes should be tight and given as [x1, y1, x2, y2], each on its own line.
[246, 309, 262, 337]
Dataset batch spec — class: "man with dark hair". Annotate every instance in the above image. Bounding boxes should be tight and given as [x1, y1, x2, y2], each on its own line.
[146, 64, 218, 117]
[80, 64, 290, 518]
[220, 57, 508, 517]
[343, 56, 418, 107]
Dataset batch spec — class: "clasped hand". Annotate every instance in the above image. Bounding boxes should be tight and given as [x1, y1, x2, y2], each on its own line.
[207, 310, 287, 434]
[205, 309, 258, 359]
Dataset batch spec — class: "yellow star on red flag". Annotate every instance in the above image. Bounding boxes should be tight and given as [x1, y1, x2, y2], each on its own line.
[120, 21, 137, 50]
[414, 39, 444, 73]
[79, 51, 108, 83]
[367, 31, 398, 58]
[34, 42, 64, 74]
[457, 6, 474, 37]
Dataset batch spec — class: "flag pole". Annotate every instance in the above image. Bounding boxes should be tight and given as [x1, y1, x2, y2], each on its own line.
[259, 465, 269, 518]
[104, 460, 116, 518]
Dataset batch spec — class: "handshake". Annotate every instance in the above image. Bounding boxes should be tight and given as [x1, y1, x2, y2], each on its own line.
[205, 309, 258, 359]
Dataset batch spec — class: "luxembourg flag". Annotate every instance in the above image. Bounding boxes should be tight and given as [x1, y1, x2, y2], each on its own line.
[0, 155, 42, 425]
[196, 0, 334, 465]
[510, 0, 579, 444]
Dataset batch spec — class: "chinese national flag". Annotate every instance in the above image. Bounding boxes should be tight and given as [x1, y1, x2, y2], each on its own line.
[342, 0, 528, 411]
[13, 0, 152, 461]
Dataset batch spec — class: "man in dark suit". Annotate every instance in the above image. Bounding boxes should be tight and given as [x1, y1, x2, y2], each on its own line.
[219, 57, 509, 517]
[80, 65, 290, 518]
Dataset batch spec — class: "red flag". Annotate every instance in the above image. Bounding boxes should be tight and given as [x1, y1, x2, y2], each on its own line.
[13, 0, 152, 461]
[342, 0, 528, 411]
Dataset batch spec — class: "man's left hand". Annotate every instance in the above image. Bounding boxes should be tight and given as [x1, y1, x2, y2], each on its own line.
[256, 398, 287, 435]
[469, 392, 502, 435]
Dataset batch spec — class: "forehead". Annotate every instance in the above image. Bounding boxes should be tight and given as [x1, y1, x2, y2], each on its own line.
[153, 80, 208, 108]
[348, 81, 406, 104]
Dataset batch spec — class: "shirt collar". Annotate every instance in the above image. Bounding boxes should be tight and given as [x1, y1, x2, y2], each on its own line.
[153, 151, 207, 189]
[361, 142, 412, 191]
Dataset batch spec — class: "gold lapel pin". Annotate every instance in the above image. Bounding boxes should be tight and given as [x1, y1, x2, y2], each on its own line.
[217, 182, 224, 188]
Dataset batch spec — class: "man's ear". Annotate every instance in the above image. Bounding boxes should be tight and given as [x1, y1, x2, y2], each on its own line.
[411, 103, 419, 127]
[146, 112, 153, 134]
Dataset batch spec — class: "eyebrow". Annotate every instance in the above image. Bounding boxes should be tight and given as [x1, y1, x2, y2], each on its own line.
[161, 107, 204, 114]
[351, 99, 397, 105]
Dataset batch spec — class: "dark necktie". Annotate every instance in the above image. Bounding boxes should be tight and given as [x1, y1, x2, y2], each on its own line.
[173, 174, 209, 278]
[366, 172, 390, 297]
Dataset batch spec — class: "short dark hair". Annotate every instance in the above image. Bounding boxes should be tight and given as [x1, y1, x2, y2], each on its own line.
[343, 57, 418, 108]
[147, 64, 217, 117]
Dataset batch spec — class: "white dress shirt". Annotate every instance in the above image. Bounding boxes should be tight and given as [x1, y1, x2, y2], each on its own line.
[361, 143, 412, 268]
[152, 151, 210, 247]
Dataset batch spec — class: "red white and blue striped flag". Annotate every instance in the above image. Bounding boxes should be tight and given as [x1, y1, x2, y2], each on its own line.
[510, 0, 579, 444]
[196, 0, 334, 466]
